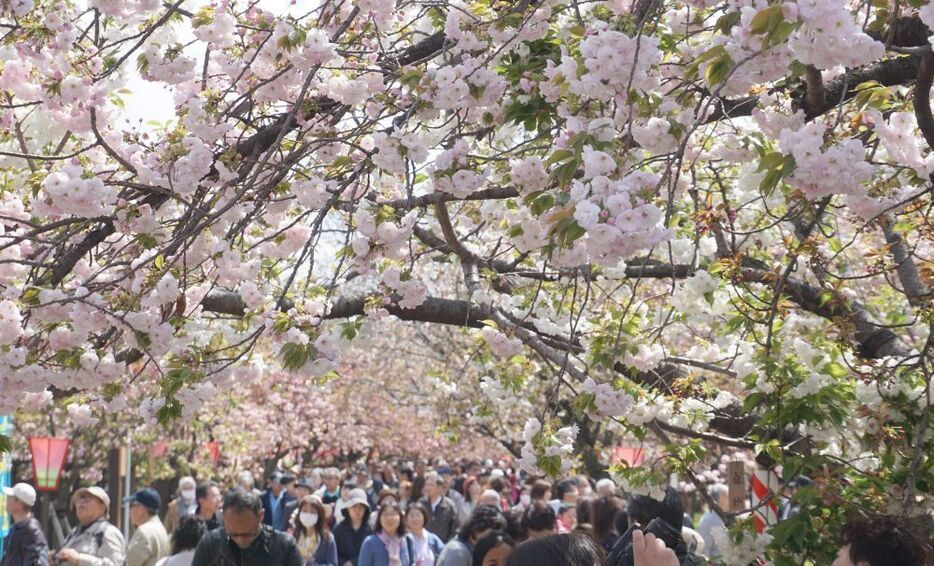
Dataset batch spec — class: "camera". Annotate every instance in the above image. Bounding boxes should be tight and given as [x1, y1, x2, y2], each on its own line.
[605, 517, 686, 566]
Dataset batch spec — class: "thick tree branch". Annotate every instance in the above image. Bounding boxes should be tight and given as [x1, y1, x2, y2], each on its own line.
[914, 52, 934, 158]
[706, 55, 921, 123]
[882, 216, 930, 307]
[803, 65, 825, 117]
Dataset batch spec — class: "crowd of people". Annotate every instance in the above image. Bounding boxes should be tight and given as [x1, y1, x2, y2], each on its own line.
[1, 458, 928, 565]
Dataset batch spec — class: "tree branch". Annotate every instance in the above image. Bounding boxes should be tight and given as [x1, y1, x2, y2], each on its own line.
[882, 216, 930, 306]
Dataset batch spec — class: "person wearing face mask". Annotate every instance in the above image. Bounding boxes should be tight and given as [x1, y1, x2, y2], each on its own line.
[165, 477, 198, 537]
[291, 495, 338, 566]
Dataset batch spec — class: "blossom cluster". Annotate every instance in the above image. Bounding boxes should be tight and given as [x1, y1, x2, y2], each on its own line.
[568, 170, 672, 268]
[40, 163, 119, 218]
[480, 327, 523, 358]
[778, 123, 872, 200]
[788, 0, 883, 70]
[382, 267, 428, 310]
[582, 377, 634, 418]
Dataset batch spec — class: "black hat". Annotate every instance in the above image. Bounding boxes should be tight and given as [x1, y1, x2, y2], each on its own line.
[124, 487, 161, 513]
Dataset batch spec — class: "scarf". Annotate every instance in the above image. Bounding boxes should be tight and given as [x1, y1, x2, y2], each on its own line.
[411, 532, 434, 566]
[296, 530, 319, 560]
[378, 531, 403, 566]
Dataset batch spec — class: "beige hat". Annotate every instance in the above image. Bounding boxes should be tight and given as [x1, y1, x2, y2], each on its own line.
[73, 486, 111, 508]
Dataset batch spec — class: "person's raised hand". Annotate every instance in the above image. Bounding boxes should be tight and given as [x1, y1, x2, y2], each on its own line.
[632, 529, 680, 566]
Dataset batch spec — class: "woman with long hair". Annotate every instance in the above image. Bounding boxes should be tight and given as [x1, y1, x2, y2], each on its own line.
[591, 495, 626, 552]
[406, 503, 444, 566]
[359, 501, 413, 566]
[463, 477, 482, 517]
[291, 495, 339, 566]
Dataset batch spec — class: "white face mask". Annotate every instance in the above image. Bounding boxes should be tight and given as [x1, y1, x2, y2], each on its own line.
[519, 494, 531, 506]
[181, 489, 196, 502]
[300, 512, 318, 528]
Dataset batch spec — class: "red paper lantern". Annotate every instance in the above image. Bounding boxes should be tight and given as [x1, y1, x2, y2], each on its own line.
[206, 441, 220, 465]
[611, 446, 645, 467]
[28, 437, 70, 492]
[150, 441, 168, 458]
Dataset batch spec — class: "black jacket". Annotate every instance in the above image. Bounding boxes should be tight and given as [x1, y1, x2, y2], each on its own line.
[419, 496, 460, 542]
[1, 516, 48, 566]
[190, 523, 303, 566]
[332, 519, 372, 566]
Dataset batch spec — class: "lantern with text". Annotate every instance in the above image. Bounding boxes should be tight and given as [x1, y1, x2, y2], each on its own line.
[28, 437, 70, 492]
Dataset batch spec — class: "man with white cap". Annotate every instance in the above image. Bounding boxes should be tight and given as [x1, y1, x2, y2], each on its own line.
[54, 486, 125, 566]
[1, 482, 48, 566]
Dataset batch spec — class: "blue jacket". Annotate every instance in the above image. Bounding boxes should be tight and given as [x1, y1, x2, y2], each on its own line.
[299, 531, 339, 566]
[358, 534, 413, 566]
[1, 516, 49, 566]
[261, 489, 281, 527]
[411, 531, 444, 560]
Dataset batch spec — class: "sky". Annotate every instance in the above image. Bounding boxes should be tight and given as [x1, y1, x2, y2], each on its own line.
[121, 0, 303, 127]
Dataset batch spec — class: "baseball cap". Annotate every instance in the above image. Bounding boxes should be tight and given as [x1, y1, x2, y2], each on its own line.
[123, 487, 161, 513]
[437, 466, 453, 476]
[296, 478, 315, 490]
[3, 483, 37, 507]
[73, 486, 111, 508]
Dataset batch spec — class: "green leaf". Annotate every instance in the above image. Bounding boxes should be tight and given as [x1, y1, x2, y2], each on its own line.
[715, 11, 741, 35]
[0, 434, 11, 455]
[704, 52, 733, 86]
[279, 341, 318, 371]
[136, 53, 150, 75]
[530, 193, 555, 216]
[749, 6, 783, 35]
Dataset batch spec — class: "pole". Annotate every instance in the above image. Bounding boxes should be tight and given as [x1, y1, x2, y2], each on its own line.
[123, 431, 132, 538]
[107, 448, 120, 524]
[39, 492, 50, 544]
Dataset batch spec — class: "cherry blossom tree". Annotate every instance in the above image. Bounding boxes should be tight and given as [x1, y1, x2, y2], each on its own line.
[0, 0, 932, 562]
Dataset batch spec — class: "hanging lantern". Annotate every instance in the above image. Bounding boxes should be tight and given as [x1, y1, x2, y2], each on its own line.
[150, 441, 168, 458]
[611, 445, 645, 467]
[28, 437, 70, 492]
[206, 440, 220, 465]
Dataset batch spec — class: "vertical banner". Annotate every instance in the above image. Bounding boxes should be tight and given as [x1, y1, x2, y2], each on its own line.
[750, 465, 780, 533]
[727, 460, 746, 512]
[0, 415, 12, 561]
